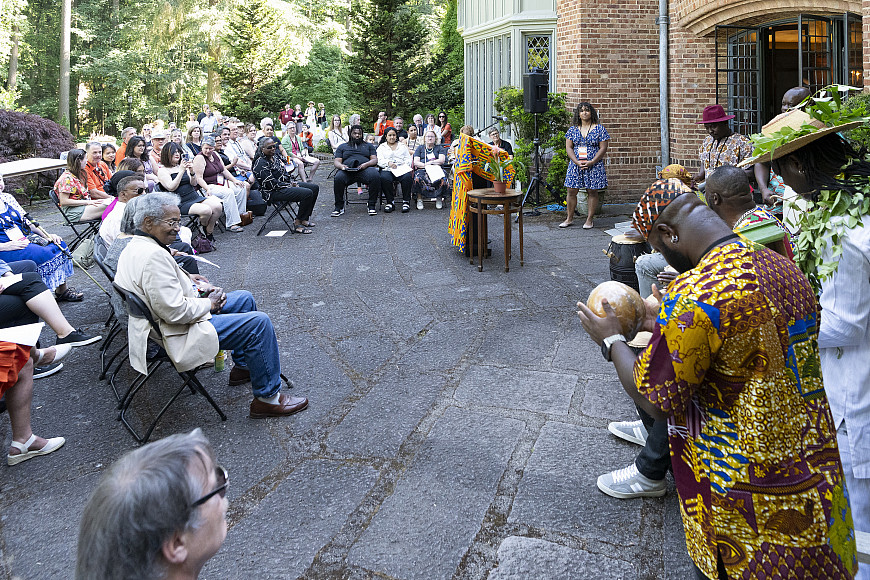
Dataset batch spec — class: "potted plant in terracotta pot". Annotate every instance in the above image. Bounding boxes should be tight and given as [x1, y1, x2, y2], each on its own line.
[484, 155, 514, 193]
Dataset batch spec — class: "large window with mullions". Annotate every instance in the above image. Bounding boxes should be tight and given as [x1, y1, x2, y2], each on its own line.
[715, 13, 861, 136]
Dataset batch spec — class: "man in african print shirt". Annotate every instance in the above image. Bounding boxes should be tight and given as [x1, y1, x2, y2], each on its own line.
[578, 180, 858, 580]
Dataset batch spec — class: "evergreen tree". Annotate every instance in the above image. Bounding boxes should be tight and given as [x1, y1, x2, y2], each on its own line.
[347, 0, 426, 121]
[219, 0, 293, 122]
[286, 39, 349, 117]
[430, 0, 462, 110]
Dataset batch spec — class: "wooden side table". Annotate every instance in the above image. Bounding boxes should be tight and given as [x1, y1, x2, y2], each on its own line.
[466, 188, 524, 272]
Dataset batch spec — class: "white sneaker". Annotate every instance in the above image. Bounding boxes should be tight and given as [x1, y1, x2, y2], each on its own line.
[436, 198, 443, 209]
[597, 463, 666, 499]
[608, 419, 648, 446]
[416, 198, 424, 210]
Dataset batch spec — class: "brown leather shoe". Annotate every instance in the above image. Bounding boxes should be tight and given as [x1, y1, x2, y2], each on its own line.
[249, 394, 308, 418]
[228, 366, 250, 386]
[240, 211, 254, 226]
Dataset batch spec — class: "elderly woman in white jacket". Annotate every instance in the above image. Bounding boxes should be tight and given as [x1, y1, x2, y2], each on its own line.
[376, 126, 414, 213]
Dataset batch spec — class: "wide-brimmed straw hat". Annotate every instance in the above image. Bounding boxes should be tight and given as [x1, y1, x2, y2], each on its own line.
[696, 104, 734, 124]
[737, 109, 863, 166]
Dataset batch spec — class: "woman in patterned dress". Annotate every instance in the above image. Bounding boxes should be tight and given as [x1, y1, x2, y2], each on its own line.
[561, 102, 610, 229]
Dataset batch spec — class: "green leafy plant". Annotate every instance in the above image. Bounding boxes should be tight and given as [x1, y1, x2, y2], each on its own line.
[315, 139, 332, 154]
[747, 84, 870, 291]
[484, 155, 514, 182]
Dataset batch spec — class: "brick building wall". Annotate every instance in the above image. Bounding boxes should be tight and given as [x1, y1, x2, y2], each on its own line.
[555, 0, 866, 203]
[555, 0, 661, 203]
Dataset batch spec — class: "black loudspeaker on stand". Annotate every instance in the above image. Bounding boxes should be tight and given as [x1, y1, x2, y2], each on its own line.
[519, 68, 556, 218]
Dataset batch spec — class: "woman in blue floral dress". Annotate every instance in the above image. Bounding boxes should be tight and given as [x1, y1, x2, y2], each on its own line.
[562, 102, 610, 229]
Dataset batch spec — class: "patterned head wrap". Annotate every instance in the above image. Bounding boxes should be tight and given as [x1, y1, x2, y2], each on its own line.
[631, 178, 693, 239]
[657, 164, 692, 187]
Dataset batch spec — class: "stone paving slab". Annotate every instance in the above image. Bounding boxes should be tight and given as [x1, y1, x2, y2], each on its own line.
[489, 536, 635, 579]
[455, 365, 578, 416]
[347, 407, 524, 579]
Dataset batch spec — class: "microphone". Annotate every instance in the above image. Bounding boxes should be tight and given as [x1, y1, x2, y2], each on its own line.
[491, 115, 508, 122]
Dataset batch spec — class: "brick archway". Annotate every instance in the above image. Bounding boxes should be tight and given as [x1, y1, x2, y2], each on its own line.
[674, 0, 860, 36]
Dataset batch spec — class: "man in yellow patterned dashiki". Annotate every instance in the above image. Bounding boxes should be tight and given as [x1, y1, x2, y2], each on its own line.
[577, 180, 858, 580]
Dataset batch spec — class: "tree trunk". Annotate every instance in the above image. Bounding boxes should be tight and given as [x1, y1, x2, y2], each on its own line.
[58, 0, 72, 127]
[112, 0, 119, 24]
[7, 24, 18, 90]
[206, 0, 220, 104]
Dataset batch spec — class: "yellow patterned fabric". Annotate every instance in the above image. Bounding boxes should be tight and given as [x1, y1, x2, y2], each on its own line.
[634, 240, 857, 579]
[448, 133, 515, 253]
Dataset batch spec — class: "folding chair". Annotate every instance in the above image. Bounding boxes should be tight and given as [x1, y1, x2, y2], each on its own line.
[111, 282, 227, 443]
[93, 237, 127, 382]
[48, 190, 100, 251]
[256, 189, 300, 236]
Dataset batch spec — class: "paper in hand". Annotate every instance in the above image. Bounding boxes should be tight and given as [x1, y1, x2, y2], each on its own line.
[424, 164, 445, 182]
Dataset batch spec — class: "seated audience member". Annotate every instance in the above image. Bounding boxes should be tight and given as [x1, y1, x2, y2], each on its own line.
[406, 124, 423, 150]
[1, 174, 84, 302]
[332, 125, 381, 217]
[149, 129, 168, 169]
[142, 124, 153, 146]
[0, 257, 100, 345]
[316, 103, 327, 129]
[300, 124, 314, 153]
[115, 127, 136, 160]
[76, 429, 228, 579]
[438, 111, 453, 145]
[412, 131, 448, 210]
[185, 113, 198, 131]
[113, 192, 309, 416]
[102, 143, 117, 172]
[258, 117, 274, 140]
[99, 173, 141, 247]
[412, 114, 424, 135]
[393, 117, 408, 141]
[192, 137, 248, 233]
[105, 196, 199, 279]
[424, 113, 441, 144]
[3, 345, 66, 466]
[170, 128, 183, 146]
[377, 127, 413, 213]
[84, 142, 114, 199]
[124, 136, 159, 191]
[327, 115, 348, 151]
[252, 137, 319, 233]
[225, 124, 254, 182]
[348, 114, 361, 133]
[374, 111, 393, 137]
[239, 124, 258, 161]
[449, 125, 474, 161]
[281, 124, 320, 181]
[116, 157, 144, 175]
[488, 127, 513, 156]
[185, 125, 203, 158]
[55, 148, 113, 222]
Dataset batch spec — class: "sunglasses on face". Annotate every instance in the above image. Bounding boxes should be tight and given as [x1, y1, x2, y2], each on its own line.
[192, 465, 228, 507]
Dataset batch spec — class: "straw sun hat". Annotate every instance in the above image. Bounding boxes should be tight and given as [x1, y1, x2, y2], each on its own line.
[738, 109, 863, 167]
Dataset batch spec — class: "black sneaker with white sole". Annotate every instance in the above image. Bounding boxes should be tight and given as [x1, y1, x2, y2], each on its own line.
[56, 328, 102, 347]
[331, 208, 344, 217]
[34, 362, 64, 379]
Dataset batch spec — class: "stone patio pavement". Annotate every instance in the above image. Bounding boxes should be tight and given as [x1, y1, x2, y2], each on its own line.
[0, 178, 695, 579]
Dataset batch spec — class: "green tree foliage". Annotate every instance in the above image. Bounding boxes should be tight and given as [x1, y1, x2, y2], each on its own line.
[347, 0, 427, 122]
[219, 0, 293, 122]
[286, 38, 349, 117]
[411, 0, 462, 117]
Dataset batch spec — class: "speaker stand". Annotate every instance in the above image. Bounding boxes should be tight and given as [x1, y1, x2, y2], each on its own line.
[519, 112, 556, 218]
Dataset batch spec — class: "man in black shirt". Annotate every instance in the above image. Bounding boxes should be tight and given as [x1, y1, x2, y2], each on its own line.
[332, 125, 381, 216]
[393, 117, 408, 141]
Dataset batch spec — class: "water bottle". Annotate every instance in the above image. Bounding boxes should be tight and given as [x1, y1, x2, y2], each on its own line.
[214, 350, 226, 372]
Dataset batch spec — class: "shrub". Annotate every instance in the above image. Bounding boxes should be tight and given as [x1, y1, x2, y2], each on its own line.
[0, 109, 76, 200]
[841, 91, 870, 152]
[315, 139, 332, 154]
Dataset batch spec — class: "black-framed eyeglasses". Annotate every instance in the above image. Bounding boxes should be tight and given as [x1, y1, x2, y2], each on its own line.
[155, 218, 181, 228]
[192, 465, 228, 507]
[136, 187, 146, 195]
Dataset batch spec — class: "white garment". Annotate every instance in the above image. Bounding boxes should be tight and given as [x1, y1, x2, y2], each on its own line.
[207, 184, 245, 226]
[838, 426, 870, 580]
[328, 128, 348, 151]
[226, 139, 252, 172]
[376, 142, 412, 170]
[818, 220, 870, 480]
[99, 200, 125, 247]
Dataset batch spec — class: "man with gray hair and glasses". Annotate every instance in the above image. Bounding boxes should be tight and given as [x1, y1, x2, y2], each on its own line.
[113, 192, 308, 417]
[76, 429, 227, 579]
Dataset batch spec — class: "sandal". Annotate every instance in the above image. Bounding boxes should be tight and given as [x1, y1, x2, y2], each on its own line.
[291, 225, 314, 234]
[8, 433, 65, 466]
[229, 225, 244, 233]
[301, 221, 316, 228]
[55, 287, 84, 302]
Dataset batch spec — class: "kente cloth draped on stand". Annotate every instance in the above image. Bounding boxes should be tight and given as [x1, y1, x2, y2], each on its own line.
[449, 134, 515, 254]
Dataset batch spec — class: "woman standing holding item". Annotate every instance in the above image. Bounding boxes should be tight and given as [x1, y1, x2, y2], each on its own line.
[562, 102, 610, 229]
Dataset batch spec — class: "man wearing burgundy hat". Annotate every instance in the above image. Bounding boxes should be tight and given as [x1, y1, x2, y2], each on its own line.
[691, 104, 753, 188]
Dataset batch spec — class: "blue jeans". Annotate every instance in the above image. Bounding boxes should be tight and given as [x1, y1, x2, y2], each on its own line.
[208, 290, 281, 399]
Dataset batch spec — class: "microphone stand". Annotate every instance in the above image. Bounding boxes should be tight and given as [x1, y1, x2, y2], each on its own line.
[475, 120, 501, 138]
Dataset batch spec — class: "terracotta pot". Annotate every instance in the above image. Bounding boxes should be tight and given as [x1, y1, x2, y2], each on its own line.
[492, 180, 507, 193]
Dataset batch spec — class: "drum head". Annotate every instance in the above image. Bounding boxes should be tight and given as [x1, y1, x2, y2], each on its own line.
[613, 233, 645, 244]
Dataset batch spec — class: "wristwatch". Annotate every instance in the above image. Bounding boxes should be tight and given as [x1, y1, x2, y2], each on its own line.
[601, 334, 627, 362]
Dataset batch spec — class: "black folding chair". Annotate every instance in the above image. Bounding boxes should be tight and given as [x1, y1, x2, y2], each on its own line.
[111, 282, 227, 443]
[93, 237, 126, 381]
[48, 190, 100, 251]
[255, 190, 300, 236]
